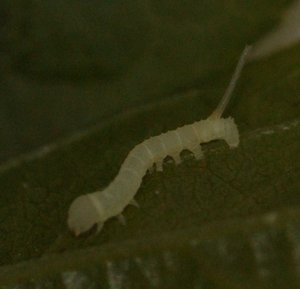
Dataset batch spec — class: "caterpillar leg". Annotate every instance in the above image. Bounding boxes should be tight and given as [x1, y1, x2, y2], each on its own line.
[191, 146, 203, 160]
[148, 165, 155, 174]
[172, 153, 181, 165]
[96, 222, 104, 234]
[117, 214, 126, 225]
[129, 198, 140, 208]
[156, 160, 163, 172]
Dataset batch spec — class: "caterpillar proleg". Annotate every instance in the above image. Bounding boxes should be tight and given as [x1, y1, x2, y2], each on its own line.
[68, 46, 251, 236]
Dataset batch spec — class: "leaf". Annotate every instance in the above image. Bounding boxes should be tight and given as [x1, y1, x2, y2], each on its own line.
[0, 0, 290, 160]
[1, 0, 300, 288]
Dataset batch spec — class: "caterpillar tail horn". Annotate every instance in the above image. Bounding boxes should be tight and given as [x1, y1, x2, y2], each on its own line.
[209, 45, 252, 119]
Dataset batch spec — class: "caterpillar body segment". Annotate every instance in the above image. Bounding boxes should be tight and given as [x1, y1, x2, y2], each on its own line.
[67, 46, 251, 236]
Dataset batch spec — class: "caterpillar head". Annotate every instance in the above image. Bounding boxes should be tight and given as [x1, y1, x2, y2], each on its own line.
[67, 194, 103, 236]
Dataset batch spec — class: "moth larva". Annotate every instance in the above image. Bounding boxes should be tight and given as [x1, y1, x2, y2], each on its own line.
[68, 46, 251, 236]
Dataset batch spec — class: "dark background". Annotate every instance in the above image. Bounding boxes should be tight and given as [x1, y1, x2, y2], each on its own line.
[0, 0, 287, 164]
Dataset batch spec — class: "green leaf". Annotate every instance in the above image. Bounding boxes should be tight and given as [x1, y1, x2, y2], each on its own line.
[1, 0, 300, 288]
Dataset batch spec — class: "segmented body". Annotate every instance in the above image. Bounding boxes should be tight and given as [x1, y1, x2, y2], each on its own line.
[67, 45, 251, 236]
[67, 117, 239, 235]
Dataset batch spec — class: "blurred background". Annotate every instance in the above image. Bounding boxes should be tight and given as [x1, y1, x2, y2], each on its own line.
[0, 0, 297, 164]
[2, 1, 300, 288]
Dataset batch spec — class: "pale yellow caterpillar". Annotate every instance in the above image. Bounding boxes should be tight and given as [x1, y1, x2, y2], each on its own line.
[68, 46, 251, 236]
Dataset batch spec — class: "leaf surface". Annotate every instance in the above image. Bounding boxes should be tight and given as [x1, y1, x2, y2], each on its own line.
[1, 1, 300, 288]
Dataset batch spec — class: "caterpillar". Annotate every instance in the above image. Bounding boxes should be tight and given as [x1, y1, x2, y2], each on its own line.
[67, 46, 251, 236]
